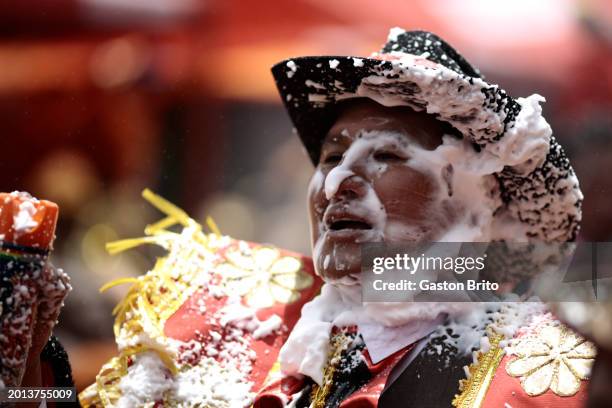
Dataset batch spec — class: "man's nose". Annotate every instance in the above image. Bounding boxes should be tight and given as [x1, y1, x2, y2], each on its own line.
[324, 155, 371, 200]
[336, 175, 368, 200]
[327, 174, 369, 202]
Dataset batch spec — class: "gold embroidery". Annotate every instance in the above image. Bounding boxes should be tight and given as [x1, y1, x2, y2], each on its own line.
[452, 331, 505, 408]
[217, 246, 313, 309]
[310, 332, 354, 408]
[505, 324, 595, 397]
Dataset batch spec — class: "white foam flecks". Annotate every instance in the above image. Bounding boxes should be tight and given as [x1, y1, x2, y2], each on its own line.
[116, 294, 282, 407]
[286, 60, 297, 78]
[492, 301, 547, 347]
[13, 200, 39, 233]
[352, 58, 364, 67]
[219, 297, 283, 339]
[305, 80, 326, 90]
[253, 314, 283, 340]
[172, 357, 256, 407]
[387, 27, 406, 42]
[219, 297, 256, 328]
[117, 348, 257, 408]
[328, 59, 340, 70]
[117, 352, 172, 408]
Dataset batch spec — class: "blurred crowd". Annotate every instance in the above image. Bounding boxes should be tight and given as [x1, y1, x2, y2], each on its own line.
[0, 0, 610, 390]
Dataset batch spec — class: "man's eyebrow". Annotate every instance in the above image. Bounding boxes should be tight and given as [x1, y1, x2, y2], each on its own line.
[322, 129, 351, 146]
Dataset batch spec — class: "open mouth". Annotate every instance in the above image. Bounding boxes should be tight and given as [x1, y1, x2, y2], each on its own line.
[329, 220, 372, 231]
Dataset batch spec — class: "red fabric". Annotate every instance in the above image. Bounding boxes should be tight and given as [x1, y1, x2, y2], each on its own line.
[253, 343, 415, 408]
[163, 242, 323, 392]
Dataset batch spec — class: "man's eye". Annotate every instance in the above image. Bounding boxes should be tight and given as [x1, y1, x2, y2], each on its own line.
[322, 154, 343, 165]
[373, 151, 405, 162]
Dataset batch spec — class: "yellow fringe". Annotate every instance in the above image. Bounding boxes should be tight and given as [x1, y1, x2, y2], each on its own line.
[142, 188, 192, 228]
[79, 189, 225, 407]
[206, 216, 221, 237]
[99, 277, 139, 293]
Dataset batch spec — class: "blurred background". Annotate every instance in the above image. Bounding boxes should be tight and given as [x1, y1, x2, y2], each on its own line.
[0, 0, 610, 390]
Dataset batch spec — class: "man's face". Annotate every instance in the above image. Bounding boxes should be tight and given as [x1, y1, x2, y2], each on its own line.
[308, 99, 460, 281]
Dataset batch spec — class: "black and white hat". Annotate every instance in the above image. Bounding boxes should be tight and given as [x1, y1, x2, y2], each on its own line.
[271, 29, 582, 242]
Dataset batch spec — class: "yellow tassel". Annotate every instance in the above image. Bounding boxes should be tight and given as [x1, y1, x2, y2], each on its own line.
[144, 216, 177, 235]
[99, 277, 139, 293]
[105, 236, 160, 255]
[206, 216, 222, 237]
[142, 188, 192, 227]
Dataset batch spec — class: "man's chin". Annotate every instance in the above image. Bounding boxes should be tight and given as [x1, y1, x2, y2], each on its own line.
[323, 273, 362, 287]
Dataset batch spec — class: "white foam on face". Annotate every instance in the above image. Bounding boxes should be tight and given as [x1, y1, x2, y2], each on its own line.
[323, 131, 402, 200]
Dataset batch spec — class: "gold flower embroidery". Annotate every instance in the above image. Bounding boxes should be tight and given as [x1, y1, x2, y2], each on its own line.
[217, 245, 313, 309]
[506, 324, 596, 397]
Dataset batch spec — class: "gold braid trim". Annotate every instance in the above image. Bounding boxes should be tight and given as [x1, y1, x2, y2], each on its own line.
[452, 330, 505, 408]
[310, 332, 354, 408]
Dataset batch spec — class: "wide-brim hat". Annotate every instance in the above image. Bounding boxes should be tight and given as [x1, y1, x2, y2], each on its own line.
[271, 29, 582, 242]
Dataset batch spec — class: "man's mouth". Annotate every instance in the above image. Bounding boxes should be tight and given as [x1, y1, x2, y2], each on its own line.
[329, 219, 372, 231]
[324, 208, 374, 232]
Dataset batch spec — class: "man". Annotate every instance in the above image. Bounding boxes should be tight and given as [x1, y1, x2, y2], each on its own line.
[254, 29, 590, 407]
[12, 29, 595, 408]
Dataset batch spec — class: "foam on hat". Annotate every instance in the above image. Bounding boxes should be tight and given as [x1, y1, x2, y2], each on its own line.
[0, 191, 59, 250]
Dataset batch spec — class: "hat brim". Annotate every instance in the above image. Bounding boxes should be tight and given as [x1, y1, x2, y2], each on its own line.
[271, 55, 519, 165]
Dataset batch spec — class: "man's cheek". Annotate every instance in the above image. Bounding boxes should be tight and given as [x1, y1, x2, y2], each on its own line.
[374, 187, 436, 222]
[374, 168, 438, 217]
[309, 188, 327, 219]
